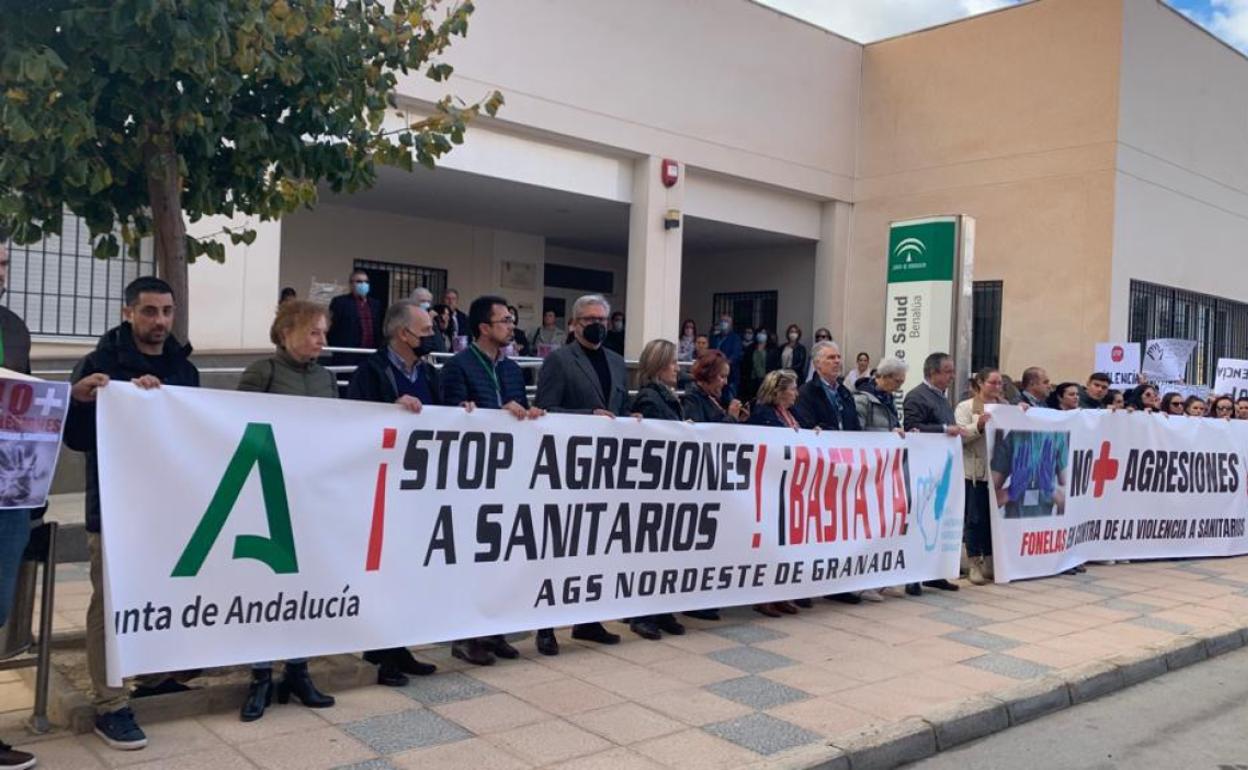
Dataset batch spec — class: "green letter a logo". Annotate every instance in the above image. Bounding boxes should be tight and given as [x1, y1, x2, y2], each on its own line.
[172, 423, 299, 577]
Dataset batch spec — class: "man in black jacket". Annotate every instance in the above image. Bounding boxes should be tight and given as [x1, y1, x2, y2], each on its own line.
[901, 351, 965, 595]
[0, 239, 38, 770]
[532, 294, 626, 655]
[442, 288, 470, 350]
[794, 341, 861, 431]
[64, 277, 200, 753]
[345, 300, 439, 686]
[327, 269, 383, 366]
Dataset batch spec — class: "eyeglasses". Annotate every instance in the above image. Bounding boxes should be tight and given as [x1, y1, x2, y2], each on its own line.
[1217, 405, 1234, 413]
[488, 317, 515, 326]
[579, 316, 608, 324]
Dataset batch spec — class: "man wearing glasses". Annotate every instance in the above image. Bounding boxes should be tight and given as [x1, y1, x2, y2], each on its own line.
[532, 294, 629, 655]
[440, 295, 544, 666]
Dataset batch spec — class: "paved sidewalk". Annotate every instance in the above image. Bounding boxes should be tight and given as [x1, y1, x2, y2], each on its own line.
[7, 556, 1248, 769]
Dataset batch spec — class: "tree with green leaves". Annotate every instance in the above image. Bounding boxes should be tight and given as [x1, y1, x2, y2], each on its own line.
[0, 0, 502, 341]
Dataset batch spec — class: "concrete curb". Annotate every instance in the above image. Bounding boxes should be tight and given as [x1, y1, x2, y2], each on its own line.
[780, 618, 1248, 769]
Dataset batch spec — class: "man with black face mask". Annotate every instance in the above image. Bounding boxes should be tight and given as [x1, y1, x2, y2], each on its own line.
[344, 300, 440, 685]
[533, 294, 628, 655]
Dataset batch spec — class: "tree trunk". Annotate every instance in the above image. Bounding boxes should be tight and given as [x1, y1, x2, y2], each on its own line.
[144, 137, 189, 344]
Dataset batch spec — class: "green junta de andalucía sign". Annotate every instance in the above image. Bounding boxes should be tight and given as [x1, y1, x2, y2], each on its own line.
[887, 219, 956, 284]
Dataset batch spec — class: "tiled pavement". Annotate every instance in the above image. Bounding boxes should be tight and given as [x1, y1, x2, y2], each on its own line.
[9, 557, 1248, 768]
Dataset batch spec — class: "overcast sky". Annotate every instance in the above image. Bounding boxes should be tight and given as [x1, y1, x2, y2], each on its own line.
[756, 0, 1248, 53]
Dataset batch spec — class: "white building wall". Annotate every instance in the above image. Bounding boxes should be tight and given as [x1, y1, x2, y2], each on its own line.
[278, 204, 545, 322]
[1110, 0, 1248, 338]
[392, 0, 861, 201]
[680, 244, 817, 340]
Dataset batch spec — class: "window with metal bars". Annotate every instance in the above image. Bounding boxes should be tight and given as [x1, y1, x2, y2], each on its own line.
[1128, 279, 1248, 385]
[972, 280, 1003, 372]
[712, 291, 778, 336]
[2, 215, 155, 339]
[352, 259, 448, 309]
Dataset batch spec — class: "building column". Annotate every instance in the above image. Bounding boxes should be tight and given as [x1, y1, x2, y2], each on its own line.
[187, 214, 282, 352]
[813, 200, 853, 345]
[624, 156, 684, 360]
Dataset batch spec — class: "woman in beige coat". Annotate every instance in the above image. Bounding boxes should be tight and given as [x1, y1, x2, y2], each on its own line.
[954, 368, 1007, 585]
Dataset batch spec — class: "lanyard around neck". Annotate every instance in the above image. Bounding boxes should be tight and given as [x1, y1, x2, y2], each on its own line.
[469, 344, 502, 404]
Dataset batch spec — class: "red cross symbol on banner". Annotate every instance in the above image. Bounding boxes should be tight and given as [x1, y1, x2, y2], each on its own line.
[1091, 441, 1120, 498]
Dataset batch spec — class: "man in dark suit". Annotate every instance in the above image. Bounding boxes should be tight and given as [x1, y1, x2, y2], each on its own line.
[532, 294, 628, 655]
[442, 288, 471, 351]
[328, 269, 382, 366]
[902, 351, 966, 595]
[794, 341, 861, 431]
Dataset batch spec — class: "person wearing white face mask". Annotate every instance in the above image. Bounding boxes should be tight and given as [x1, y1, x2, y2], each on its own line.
[769, 324, 809, 385]
[709, 314, 744, 402]
[328, 268, 382, 367]
[408, 287, 445, 353]
[742, 328, 775, 402]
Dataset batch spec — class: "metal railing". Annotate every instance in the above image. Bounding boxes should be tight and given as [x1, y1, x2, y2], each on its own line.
[0, 521, 58, 734]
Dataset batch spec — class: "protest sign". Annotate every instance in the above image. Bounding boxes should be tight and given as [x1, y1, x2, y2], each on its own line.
[1094, 342, 1140, 391]
[1142, 338, 1196, 383]
[1158, 382, 1211, 402]
[0, 373, 70, 509]
[97, 385, 964, 682]
[987, 405, 1248, 582]
[1214, 358, 1248, 400]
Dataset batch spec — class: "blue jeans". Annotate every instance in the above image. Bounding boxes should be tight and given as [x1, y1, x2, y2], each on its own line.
[0, 510, 31, 627]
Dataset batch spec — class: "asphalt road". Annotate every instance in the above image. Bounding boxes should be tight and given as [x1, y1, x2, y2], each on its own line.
[906, 644, 1248, 770]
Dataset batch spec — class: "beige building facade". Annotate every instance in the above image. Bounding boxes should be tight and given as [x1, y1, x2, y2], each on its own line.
[9, 0, 1248, 387]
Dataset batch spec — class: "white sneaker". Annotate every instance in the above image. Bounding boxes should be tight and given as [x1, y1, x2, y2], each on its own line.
[859, 589, 885, 602]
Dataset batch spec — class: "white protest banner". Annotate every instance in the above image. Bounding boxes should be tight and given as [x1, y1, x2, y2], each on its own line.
[1142, 338, 1196, 383]
[1094, 342, 1140, 391]
[1214, 358, 1248, 400]
[986, 405, 1248, 582]
[97, 385, 964, 682]
[0, 373, 70, 509]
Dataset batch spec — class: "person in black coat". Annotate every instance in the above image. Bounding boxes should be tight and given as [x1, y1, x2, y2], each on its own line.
[768, 324, 809, 385]
[625, 340, 691, 640]
[793, 341, 861, 431]
[532, 295, 627, 656]
[745, 369, 804, 617]
[327, 269, 383, 366]
[901, 352, 965, 595]
[681, 350, 748, 425]
[441, 289, 471, 349]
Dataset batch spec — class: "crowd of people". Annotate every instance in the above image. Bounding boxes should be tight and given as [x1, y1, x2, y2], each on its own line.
[1, 256, 1244, 767]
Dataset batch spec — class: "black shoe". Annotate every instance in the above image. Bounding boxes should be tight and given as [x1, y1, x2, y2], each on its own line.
[572, 622, 621, 645]
[655, 614, 685, 636]
[923, 579, 960, 591]
[905, 582, 923, 596]
[0, 740, 35, 770]
[487, 635, 520, 660]
[376, 663, 409, 687]
[277, 661, 335, 709]
[451, 639, 496, 667]
[826, 592, 862, 605]
[240, 669, 272, 722]
[536, 629, 559, 656]
[1074, 565, 1087, 573]
[794, 598, 814, 609]
[132, 678, 195, 698]
[683, 609, 721, 621]
[629, 620, 662, 640]
[389, 647, 437, 676]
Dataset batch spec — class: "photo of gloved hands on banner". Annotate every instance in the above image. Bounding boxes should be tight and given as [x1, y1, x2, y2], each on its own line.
[990, 429, 1070, 518]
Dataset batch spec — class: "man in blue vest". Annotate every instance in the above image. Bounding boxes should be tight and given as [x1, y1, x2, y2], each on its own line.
[440, 295, 543, 666]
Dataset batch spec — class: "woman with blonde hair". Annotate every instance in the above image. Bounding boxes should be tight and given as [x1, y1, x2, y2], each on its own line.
[747, 369, 802, 617]
[625, 339, 690, 638]
[955, 367, 1007, 585]
[233, 300, 339, 721]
